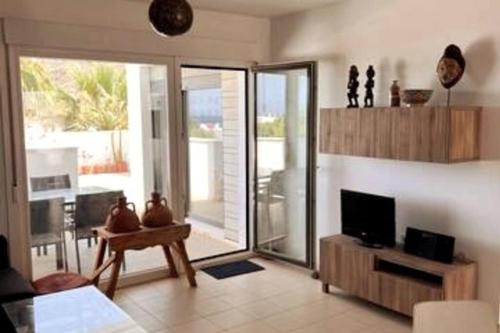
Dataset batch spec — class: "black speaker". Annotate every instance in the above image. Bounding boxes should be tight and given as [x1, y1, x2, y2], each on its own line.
[404, 227, 455, 264]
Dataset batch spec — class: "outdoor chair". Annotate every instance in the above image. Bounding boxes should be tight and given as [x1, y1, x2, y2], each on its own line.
[30, 197, 68, 271]
[73, 190, 124, 274]
[257, 170, 287, 250]
[30, 174, 73, 254]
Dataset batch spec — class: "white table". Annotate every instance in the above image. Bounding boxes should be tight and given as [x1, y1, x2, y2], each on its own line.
[2, 286, 146, 333]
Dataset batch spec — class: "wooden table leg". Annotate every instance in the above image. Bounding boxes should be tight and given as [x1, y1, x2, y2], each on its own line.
[92, 238, 108, 286]
[106, 250, 124, 299]
[175, 240, 197, 287]
[162, 245, 178, 278]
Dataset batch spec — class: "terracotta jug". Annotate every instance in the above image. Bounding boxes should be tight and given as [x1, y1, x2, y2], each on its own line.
[105, 197, 141, 233]
[142, 192, 174, 228]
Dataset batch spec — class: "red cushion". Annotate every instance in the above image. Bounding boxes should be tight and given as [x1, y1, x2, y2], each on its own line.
[32, 273, 91, 294]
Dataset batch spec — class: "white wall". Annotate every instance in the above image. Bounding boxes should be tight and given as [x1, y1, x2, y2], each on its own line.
[0, 0, 270, 62]
[257, 138, 285, 170]
[272, 0, 500, 309]
[189, 139, 222, 201]
[26, 147, 78, 191]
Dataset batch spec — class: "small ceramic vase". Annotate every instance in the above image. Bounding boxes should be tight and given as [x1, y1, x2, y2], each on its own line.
[142, 192, 174, 228]
[105, 197, 141, 233]
[390, 80, 401, 107]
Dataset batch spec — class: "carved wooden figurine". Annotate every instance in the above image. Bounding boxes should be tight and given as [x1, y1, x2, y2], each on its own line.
[347, 65, 360, 108]
[364, 65, 375, 108]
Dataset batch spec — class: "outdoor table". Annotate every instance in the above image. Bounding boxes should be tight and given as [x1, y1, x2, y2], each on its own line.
[29, 186, 112, 204]
[92, 223, 197, 299]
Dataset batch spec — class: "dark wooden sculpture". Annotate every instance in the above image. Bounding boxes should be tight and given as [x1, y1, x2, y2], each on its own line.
[347, 65, 360, 108]
[149, 0, 194, 37]
[364, 65, 375, 108]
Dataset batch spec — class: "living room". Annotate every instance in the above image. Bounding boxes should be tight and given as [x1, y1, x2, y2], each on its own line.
[0, 0, 499, 332]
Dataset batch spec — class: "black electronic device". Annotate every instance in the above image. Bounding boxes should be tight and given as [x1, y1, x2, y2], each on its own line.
[404, 227, 455, 264]
[341, 189, 396, 248]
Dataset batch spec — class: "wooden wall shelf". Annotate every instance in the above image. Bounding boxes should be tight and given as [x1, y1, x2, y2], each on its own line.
[319, 106, 482, 163]
[320, 235, 478, 316]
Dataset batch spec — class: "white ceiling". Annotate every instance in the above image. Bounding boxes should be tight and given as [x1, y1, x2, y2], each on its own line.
[139, 0, 342, 18]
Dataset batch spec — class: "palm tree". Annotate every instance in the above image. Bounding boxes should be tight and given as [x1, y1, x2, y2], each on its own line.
[56, 64, 128, 163]
[20, 59, 60, 126]
[21, 59, 55, 92]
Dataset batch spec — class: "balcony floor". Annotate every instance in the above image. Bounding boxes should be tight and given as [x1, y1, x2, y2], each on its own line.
[31, 224, 240, 280]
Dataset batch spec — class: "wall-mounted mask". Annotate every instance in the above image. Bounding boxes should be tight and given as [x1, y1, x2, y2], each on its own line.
[437, 44, 466, 89]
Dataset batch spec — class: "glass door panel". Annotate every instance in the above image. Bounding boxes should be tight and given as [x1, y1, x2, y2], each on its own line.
[181, 66, 248, 261]
[254, 63, 316, 266]
[19, 56, 170, 278]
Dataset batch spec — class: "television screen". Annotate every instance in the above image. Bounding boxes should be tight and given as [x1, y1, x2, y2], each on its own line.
[341, 189, 396, 247]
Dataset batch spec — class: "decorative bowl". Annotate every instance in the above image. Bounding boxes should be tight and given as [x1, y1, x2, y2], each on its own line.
[401, 89, 434, 106]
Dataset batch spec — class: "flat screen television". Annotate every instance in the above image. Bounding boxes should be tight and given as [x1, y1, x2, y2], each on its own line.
[341, 189, 396, 248]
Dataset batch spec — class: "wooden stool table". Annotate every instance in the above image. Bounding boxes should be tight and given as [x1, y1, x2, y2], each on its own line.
[92, 223, 197, 299]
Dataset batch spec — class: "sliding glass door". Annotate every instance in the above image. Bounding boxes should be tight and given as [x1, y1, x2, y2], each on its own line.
[10, 51, 254, 279]
[18, 56, 171, 278]
[254, 62, 316, 267]
[181, 66, 249, 261]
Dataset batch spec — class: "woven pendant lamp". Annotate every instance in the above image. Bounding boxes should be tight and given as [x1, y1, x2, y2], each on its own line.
[149, 0, 194, 37]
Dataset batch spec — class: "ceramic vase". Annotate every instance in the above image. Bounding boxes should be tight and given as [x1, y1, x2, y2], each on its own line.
[105, 197, 141, 233]
[142, 192, 174, 228]
[390, 80, 401, 107]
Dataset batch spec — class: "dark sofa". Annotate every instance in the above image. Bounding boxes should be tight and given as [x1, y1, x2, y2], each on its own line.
[0, 235, 37, 331]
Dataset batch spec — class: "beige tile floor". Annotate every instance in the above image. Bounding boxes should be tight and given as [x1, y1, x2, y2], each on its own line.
[114, 258, 412, 333]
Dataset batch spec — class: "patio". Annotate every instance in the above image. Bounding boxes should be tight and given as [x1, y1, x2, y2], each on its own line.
[31, 220, 239, 280]
[29, 166, 244, 280]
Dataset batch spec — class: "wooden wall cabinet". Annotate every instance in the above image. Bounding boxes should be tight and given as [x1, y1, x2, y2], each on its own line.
[320, 235, 478, 316]
[319, 107, 481, 163]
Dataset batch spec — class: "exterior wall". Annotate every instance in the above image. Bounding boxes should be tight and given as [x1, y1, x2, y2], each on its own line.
[26, 131, 129, 169]
[189, 138, 222, 201]
[271, 0, 500, 309]
[221, 71, 246, 243]
[26, 147, 78, 191]
[127, 65, 152, 206]
[256, 138, 285, 170]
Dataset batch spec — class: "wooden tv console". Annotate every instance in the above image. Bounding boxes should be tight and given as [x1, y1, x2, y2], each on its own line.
[320, 234, 477, 316]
